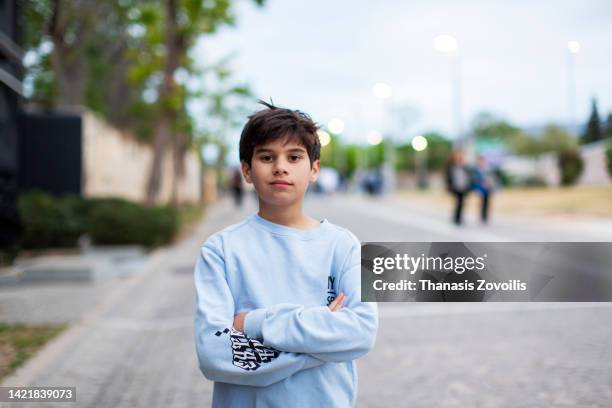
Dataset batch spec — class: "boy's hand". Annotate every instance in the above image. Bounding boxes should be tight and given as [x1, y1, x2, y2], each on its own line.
[328, 293, 346, 312]
[233, 311, 247, 332]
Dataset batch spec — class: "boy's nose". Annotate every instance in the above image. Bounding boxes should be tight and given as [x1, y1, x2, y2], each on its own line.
[273, 166, 289, 176]
[272, 159, 289, 175]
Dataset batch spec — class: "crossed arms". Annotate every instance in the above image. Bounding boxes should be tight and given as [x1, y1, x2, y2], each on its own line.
[193, 238, 378, 387]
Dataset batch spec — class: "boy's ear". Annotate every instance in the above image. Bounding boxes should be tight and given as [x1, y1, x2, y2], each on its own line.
[309, 159, 320, 183]
[241, 161, 253, 184]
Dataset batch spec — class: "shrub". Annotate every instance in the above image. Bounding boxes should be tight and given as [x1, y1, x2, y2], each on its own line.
[17, 191, 83, 248]
[557, 149, 584, 186]
[17, 192, 179, 249]
[492, 167, 512, 187]
[88, 200, 178, 247]
[606, 143, 612, 180]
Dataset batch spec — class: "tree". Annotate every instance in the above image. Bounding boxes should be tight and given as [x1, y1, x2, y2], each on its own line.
[471, 112, 528, 156]
[538, 125, 577, 152]
[190, 61, 255, 201]
[582, 98, 602, 144]
[511, 125, 577, 157]
[604, 113, 612, 140]
[558, 149, 583, 186]
[143, 0, 265, 204]
[606, 143, 612, 180]
[24, 0, 266, 205]
[395, 132, 452, 172]
[471, 112, 521, 141]
[23, 0, 142, 113]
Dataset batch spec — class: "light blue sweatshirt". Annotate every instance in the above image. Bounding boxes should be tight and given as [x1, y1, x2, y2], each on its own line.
[194, 213, 378, 407]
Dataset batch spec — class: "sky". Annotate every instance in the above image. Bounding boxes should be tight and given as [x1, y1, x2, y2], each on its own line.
[193, 0, 612, 147]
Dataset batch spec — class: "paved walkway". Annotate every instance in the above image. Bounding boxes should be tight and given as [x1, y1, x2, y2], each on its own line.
[1, 202, 245, 408]
[1, 194, 610, 407]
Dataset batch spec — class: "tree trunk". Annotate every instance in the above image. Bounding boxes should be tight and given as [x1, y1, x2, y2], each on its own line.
[48, 0, 92, 109]
[51, 48, 86, 108]
[146, 116, 171, 205]
[170, 133, 187, 207]
[145, 0, 185, 205]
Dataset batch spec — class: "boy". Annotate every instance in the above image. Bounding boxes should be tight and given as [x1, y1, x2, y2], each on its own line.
[194, 101, 378, 407]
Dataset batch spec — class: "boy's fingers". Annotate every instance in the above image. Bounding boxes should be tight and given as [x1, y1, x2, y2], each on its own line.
[336, 294, 347, 310]
[328, 296, 339, 311]
[329, 293, 346, 312]
[328, 293, 342, 310]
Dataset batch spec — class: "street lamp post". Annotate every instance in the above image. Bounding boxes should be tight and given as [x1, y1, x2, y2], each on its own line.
[566, 41, 580, 130]
[411, 135, 428, 189]
[367, 130, 383, 170]
[372, 82, 395, 194]
[433, 34, 466, 152]
[327, 117, 344, 162]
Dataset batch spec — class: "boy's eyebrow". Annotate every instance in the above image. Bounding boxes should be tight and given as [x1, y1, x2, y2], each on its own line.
[254, 147, 307, 154]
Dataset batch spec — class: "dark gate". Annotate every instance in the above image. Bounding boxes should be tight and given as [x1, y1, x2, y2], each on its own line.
[18, 112, 82, 196]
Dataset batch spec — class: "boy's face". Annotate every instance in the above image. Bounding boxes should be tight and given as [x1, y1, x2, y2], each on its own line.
[241, 137, 320, 207]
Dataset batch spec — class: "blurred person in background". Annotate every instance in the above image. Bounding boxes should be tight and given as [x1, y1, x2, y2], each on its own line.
[445, 150, 472, 225]
[230, 167, 244, 207]
[472, 155, 498, 224]
[362, 168, 384, 196]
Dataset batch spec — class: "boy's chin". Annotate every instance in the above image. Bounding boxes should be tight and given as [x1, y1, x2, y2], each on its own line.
[259, 195, 301, 207]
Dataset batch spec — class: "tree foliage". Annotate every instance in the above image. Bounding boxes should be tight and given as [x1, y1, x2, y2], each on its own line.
[471, 112, 521, 141]
[22, 0, 265, 205]
[605, 142, 612, 180]
[558, 149, 584, 186]
[395, 132, 452, 171]
[603, 113, 612, 140]
[582, 98, 602, 144]
[512, 125, 577, 157]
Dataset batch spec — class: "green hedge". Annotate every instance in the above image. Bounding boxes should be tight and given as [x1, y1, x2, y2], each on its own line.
[557, 149, 584, 186]
[18, 192, 85, 249]
[17, 192, 178, 249]
[88, 199, 177, 247]
[606, 143, 612, 180]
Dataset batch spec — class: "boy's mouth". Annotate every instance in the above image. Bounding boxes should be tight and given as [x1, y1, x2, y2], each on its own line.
[270, 180, 293, 188]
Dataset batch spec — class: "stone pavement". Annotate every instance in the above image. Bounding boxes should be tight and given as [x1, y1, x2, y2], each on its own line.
[1, 194, 611, 407]
[1, 202, 244, 408]
[359, 303, 612, 408]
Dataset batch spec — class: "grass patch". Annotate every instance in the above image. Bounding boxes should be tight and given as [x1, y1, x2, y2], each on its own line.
[0, 323, 67, 381]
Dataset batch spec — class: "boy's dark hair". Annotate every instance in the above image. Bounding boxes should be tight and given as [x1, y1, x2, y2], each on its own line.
[239, 100, 321, 167]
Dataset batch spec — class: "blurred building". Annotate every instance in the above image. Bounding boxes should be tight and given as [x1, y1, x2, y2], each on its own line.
[18, 109, 203, 205]
[500, 141, 611, 187]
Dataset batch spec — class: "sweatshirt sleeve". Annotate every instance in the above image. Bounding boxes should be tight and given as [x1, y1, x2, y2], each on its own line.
[243, 235, 378, 363]
[194, 238, 324, 387]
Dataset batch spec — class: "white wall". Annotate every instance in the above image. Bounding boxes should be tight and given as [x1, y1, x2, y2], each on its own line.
[500, 141, 611, 186]
[82, 111, 202, 204]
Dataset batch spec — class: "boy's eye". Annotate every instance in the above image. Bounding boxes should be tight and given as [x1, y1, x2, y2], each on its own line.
[259, 155, 273, 162]
[289, 155, 302, 162]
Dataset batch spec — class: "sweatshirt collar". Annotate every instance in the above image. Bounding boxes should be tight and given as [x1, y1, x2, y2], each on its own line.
[248, 213, 329, 240]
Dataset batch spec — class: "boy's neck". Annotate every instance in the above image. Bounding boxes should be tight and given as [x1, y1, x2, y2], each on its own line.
[257, 201, 319, 231]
